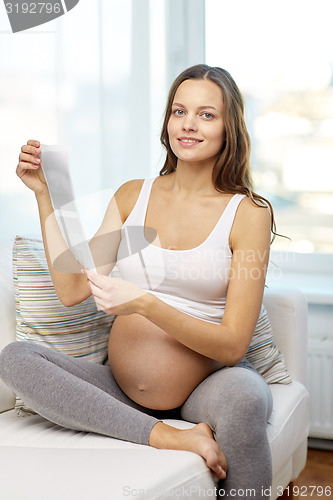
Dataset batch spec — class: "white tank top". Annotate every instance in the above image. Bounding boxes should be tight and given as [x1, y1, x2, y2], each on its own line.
[116, 177, 245, 324]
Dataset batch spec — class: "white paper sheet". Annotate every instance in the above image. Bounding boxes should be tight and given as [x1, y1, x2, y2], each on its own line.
[41, 144, 96, 272]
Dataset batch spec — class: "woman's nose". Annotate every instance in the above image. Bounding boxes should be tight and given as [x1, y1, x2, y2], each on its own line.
[182, 114, 198, 132]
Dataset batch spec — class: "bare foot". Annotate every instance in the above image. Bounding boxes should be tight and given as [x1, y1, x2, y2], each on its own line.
[149, 421, 227, 480]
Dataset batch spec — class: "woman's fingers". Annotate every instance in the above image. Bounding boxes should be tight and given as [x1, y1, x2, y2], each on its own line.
[87, 280, 104, 300]
[86, 274, 114, 307]
[85, 270, 146, 313]
[86, 277, 113, 312]
[27, 139, 40, 148]
[90, 294, 105, 311]
[85, 270, 107, 285]
[16, 140, 48, 194]
[20, 144, 41, 163]
[21, 144, 41, 156]
[18, 141, 41, 172]
[84, 271, 105, 301]
[19, 152, 41, 165]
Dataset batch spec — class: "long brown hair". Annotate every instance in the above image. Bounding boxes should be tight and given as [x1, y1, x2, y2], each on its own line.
[159, 64, 278, 241]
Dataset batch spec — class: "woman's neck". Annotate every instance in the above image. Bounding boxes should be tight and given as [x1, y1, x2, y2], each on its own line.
[171, 160, 216, 196]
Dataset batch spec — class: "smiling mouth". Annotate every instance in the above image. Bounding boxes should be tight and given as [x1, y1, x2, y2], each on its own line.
[177, 137, 203, 144]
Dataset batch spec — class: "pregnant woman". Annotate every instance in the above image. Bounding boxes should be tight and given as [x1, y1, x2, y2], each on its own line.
[0, 64, 274, 498]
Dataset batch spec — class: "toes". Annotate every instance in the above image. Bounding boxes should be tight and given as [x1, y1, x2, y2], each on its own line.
[219, 452, 228, 473]
[217, 465, 226, 480]
[204, 448, 226, 479]
[211, 463, 226, 480]
[190, 423, 228, 480]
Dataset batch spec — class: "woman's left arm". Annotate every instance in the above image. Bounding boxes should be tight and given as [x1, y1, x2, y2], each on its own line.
[86, 199, 271, 366]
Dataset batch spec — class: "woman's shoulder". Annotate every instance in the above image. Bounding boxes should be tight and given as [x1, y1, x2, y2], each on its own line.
[114, 179, 145, 222]
[116, 178, 145, 197]
[230, 194, 272, 247]
[236, 194, 271, 223]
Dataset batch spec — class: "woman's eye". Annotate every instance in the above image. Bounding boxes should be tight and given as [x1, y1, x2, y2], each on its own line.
[202, 112, 214, 119]
[174, 109, 185, 116]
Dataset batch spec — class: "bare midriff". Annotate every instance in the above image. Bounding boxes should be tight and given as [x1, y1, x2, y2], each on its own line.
[108, 314, 223, 410]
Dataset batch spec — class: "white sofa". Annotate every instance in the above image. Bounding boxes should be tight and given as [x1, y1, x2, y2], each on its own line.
[0, 238, 310, 500]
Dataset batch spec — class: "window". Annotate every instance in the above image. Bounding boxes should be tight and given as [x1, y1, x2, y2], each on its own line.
[0, 0, 169, 240]
[1, 0, 205, 242]
[205, 0, 333, 254]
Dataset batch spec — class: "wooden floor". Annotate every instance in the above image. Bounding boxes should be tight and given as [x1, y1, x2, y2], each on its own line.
[291, 447, 333, 499]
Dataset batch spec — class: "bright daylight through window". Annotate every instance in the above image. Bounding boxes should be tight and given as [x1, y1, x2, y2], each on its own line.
[206, 0, 333, 253]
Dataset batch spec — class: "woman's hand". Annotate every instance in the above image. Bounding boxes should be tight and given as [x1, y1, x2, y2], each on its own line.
[16, 139, 48, 195]
[85, 270, 148, 316]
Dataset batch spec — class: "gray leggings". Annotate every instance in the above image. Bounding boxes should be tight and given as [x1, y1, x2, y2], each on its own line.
[0, 341, 273, 499]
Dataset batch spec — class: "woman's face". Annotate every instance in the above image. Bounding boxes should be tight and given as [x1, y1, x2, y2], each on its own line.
[167, 78, 225, 167]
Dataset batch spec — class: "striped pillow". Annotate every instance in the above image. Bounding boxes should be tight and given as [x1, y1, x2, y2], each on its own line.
[246, 305, 292, 384]
[13, 236, 115, 415]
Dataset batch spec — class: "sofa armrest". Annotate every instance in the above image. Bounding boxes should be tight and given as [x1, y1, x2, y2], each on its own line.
[0, 239, 16, 412]
[263, 287, 308, 387]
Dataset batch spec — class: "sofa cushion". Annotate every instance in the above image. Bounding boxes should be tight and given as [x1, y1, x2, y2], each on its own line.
[13, 236, 115, 415]
[0, 443, 216, 500]
[267, 382, 309, 495]
[246, 305, 291, 384]
[0, 381, 309, 499]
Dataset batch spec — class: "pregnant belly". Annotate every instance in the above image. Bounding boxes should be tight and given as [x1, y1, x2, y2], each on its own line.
[108, 314, 223, 410]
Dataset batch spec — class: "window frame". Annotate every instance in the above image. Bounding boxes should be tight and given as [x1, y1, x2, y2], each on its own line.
[201, 0, 332, 302]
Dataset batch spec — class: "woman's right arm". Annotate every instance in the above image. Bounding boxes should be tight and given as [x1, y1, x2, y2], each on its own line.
[17, 139, 92, 306]
[18, 139, 138, 307]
